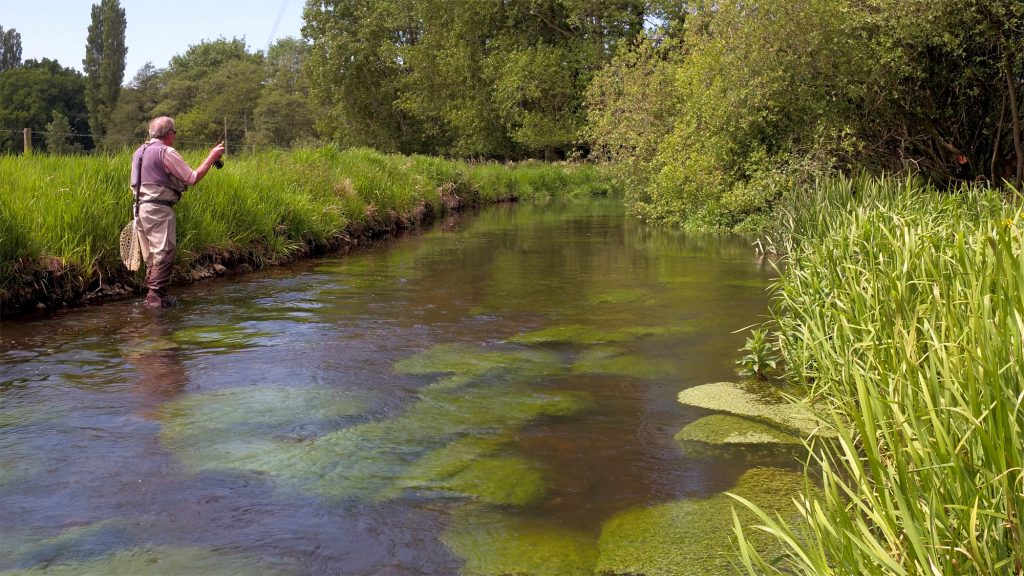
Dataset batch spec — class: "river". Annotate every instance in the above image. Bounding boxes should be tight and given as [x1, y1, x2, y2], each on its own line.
[0, 200, 786, 575]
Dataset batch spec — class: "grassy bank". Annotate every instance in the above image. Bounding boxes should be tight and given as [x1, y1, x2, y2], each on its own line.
[0, 146, 615, 313]
[735, 177, 1023, 574]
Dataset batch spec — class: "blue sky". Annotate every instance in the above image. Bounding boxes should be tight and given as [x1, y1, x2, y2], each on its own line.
[2, 0, 306, 81]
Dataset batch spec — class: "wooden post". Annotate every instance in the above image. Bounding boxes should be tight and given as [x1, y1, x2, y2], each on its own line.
[22, 128, 31, 155]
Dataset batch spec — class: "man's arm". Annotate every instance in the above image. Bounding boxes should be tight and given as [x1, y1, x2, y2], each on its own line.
[163, 143, 226, 186]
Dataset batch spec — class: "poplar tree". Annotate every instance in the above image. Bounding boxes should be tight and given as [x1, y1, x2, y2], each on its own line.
[83, 0, 127, 145]
[0, 26, 22, 72]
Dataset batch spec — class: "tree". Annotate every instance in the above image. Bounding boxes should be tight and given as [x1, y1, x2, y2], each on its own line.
[45, 111, 81, 154]
[0, 26, 22, 72]
[83, 0, 127, 145]
[0, 59, 89, 153]
[251, 38, 319, 148]
[303, 0, 659, 158]
[106, 62, 165, 148]
[157, 38, 264, 148]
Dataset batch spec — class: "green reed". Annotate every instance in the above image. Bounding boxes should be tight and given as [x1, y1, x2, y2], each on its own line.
[0, 146, 614, 304]
[734, 176, 1024, 575]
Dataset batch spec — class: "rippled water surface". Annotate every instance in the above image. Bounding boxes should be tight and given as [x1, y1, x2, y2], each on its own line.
[0, 201, 782, 575]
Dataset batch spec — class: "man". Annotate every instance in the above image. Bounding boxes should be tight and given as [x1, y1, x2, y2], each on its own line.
[130, 116, 225, 308]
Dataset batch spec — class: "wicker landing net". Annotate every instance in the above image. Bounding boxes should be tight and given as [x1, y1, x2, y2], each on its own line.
[119, 220, 142, 271]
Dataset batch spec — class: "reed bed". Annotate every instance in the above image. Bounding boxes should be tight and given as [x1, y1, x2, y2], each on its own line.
[0, 146, 614, 310]
[734, 176, 1024, 575]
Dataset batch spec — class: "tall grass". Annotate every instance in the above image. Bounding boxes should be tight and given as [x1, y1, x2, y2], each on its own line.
[0, 145, 615, 308]
[734, 176, 1024, 575]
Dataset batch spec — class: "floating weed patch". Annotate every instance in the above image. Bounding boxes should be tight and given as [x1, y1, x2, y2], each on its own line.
[443, 506, 598, 576]
[161, 382, 590, 503]
[677, 382, 822, 436]
[595, 467, 809, 576]
[571, 346, 676, 379]
[509, 324, 691, 345]
[394, 344, 563, 391]
[0, 546, 294, 576]
[674, 415, 803, 462]
[169, 324, 270, 352]
[675, 414, 802, 446]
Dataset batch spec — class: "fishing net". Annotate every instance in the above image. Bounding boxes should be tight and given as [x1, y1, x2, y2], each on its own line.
[119, 220, 142, 271]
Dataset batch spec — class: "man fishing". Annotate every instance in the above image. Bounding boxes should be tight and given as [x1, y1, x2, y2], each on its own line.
[130, 116, 225, 308]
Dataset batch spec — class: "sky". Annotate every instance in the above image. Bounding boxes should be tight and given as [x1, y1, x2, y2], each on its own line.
[2, 0, 306, 82]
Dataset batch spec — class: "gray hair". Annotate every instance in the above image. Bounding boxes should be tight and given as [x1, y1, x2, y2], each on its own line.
[149, 116, 175, 139]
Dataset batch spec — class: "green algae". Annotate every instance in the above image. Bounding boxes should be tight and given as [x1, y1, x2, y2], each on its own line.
[677, 382, 822, 436]
[595, 467, 810, 576]
[443, 506, 598, 576]
[675, 414, 802, 446]
[160, 381, 590, 503]
[169, 324, 270, 351]
[394, 343, 563, 391]
[509, 324, 692, 346]
[588, 288, 651, 305]
[0, 546, 293, 576]
[571, 346, 676, 379]
[433, 456, 547, 506]
[0, 519, 139, 570]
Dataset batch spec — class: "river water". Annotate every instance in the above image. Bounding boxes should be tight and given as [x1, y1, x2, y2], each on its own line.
[0, 200, 781, 575]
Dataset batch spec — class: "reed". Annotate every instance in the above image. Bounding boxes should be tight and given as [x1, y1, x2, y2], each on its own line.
[0, 146, 614, 308]
[734, 176, 1024, 575]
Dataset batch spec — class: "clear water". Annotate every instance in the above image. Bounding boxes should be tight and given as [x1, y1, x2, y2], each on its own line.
[0, 200, 781, 575]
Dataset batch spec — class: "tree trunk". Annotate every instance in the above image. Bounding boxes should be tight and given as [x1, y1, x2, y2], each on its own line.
[1005, 60, 1023, 187]
[992, 91, 1005, 185]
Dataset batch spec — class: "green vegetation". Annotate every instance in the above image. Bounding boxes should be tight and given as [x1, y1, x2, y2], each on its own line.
[0, 146, 614, 310]
[733, 177, 1024, 575]
[159, 375, 590, 503]
[442, 506, 599, 576]
[677, 382, 822, 437]
[0, 546, 292, 576]
[589, 0, 1024, 231]
[595, 467, 812, 576]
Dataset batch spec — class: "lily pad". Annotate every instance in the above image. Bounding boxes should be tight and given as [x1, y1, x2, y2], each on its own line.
[443, 506, 598, 576]
[571, 346, 676, 379]
[595, 467, 810, 576]
[677, 382, 822, 436]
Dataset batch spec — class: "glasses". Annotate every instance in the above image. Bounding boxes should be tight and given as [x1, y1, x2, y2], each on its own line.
[168, 129, 177, 135]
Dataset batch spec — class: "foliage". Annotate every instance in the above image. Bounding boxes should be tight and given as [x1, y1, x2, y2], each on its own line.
[83, 0, 127, 144]
[0, 25, 22, 72]
[158, 38, 264, 147]
[0, 59, 89, 154]
[43, 111, 81, 155]
[736, 327, 781, 380]
[303, 0, 663, 159]
[105, 63, 164, 147]
[734, 177, 1024, 575]
[585, 0, 1024, 231]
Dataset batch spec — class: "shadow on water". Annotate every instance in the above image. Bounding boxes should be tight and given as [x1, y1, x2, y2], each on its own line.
[0, 200, 794, 575]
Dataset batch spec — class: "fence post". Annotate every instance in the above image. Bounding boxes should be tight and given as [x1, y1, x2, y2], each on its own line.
[23, 128, 31, 155]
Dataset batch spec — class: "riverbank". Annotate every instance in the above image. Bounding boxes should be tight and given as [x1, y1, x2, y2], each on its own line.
[0, 146, 615, 316]
[735, 176, 1024, 574]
